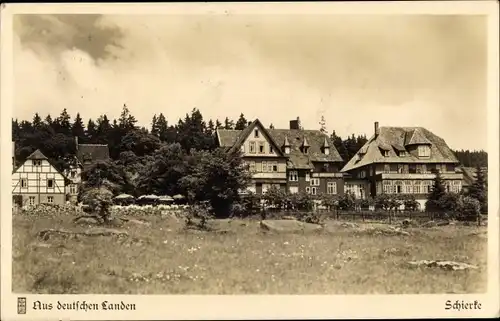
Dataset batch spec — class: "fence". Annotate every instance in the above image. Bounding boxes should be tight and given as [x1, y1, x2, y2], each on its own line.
[260, 208, 485, 226]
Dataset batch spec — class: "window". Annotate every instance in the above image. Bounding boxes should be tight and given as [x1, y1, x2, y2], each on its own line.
[305, 172, 310, 182]
[395, 181, 403, 194]
[303, 146, 309, 154]
[247, 184, 257, 194]
[399, 151, 406, 157]
[413, 181, 421, 194]
[383, 150, 390, 157]
[422, 164, 427, 173]
[418, 145, 431, 157]
[289, 171, 298, 182]
[254, 129, 259, 138]
[258, 142, 265, 154]
[323, 164, 330, 173]
[249, 161, 256, 172]
[311, 178, 320, 186]
[383, 180, 393, 194]
[29, 196, 35, 205]
[327, 182, 337, 194]
[403, 164, 409, 174]
[305, 187, 311, 194]
[262, 161, 277, 172]
[71, 170, 76, 178]
[47, 196, 54, 203]
[359, 170, 366, 178]
[47, 179, 54, 188]
[20, 179, 27, 188]
[369, 167, 373, 176]
[262, 184, 271, 193]
[70, 184, 77, 194]
[324, 147, 330, 155]
[241, 145, 245, 153]
[32, 160, 41, 166]
[311, 187, 317, 195]
[404, 180, 413, 194]
[289, 186, 299, 194]
[384, 164, 390, 173]
[416, 164, 422, 174]
[452, 180, 462, 193]
[284, 146, 290, 154]
[249, 142, 256, 154]
[435, 164, 442, 173]
[423, 180, 432, 193]
[269, 146, 274, 154]
[376, 182, 382, 194]
[397, 164, 403, 173]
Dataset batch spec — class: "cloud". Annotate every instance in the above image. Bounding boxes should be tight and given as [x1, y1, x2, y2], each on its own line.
[13, 14, 487, 150]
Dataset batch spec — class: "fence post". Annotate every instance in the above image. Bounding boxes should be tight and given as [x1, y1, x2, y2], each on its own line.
[388, 211, 392, 224]
[362, 211, 365, 222]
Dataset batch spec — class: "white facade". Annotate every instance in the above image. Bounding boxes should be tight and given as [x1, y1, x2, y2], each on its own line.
[12, 154, 66, 206]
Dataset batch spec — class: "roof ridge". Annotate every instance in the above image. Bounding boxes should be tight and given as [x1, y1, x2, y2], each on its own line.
[79, 143, 109, 146]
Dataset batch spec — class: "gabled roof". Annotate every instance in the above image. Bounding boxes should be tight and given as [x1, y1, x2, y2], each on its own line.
[76, 144, 110, 164]
[404, 128, 432, 145]
[26, 149, 48, 160]
[224, 119, 285, 157]
[341, 126, 460, 172]
[216, 119, 344, 169]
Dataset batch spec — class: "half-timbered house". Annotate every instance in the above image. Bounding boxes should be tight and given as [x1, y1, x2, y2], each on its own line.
[12, 149, 67, 206]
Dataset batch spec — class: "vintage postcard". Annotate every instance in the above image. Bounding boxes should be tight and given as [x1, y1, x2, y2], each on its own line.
[1, 1, 499, 320]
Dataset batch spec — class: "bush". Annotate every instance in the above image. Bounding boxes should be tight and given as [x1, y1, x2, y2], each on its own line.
[319, 194, 339, 211]
[457, 196, 480, 221]
[289, 192, 314, 211]
[80, 187, 114, 223]
[338, 193, 356, 211]
[185, 202, 214, 230]
[438, 193, 461, 212]
[262, 186, 287, 210]
[13, 195, 23, 207]
[402, 195, 419, 211]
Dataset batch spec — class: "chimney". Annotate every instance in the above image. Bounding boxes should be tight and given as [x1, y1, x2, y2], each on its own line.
[75, 136, 79, 151]
[289, 117, 301, 130]
[374, 121, 380, 137]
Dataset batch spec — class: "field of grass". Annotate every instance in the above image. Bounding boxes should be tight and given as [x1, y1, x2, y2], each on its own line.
[12, 210, 487, 294]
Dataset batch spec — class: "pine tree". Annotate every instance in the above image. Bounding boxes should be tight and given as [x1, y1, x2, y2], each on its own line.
[71, 113, 85, 139]
[56, 108, 72, 135]
[224, 117, 234, 130]
[86, 119, 97, 142]
[235, 113, 248, 130]
[119, 104, 137, 130]
[426, 171, 447, 212]
[215, 119, 222, 129]
[467, 165, 487, 213]
[32, 113, 42, 129]
[151, 114, 158, 137]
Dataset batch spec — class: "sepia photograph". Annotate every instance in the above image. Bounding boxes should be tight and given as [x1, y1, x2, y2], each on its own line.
[1, 2, 499, 320]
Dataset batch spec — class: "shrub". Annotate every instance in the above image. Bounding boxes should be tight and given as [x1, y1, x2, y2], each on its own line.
[13, 195, 23, 207]
[438, 193, 461, 212]
[262, 185, 287, 211]
[80, 187, 114, 223]
[319, 194, 339, 211]
[338, 193, 356, 211]
[457, 196, 480, 221]
[289, 192, 314, 211]
[185, 202, 214, 230]
[402, 195, 419, 211]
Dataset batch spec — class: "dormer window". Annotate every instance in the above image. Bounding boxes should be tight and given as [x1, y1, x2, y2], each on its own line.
[284, 146, 290, 154]
[324, 147, 330, 155]
[383, 150, 390, 157]
[302, 146, 309, 154]
[254, 129, 259, 138]
[418, 145, 431, 158]
[399, 151, 406, 157]
[32, 160, 41, 166]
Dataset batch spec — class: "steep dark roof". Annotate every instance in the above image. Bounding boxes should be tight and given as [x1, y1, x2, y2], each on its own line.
[76, 144, 110, 164]
[341, 126, 460, 172]
[216, 120, 344, 170]
[26, 149, 48, 160]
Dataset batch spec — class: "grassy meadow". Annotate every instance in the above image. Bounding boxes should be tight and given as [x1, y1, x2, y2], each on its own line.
[12, 209, 487, 294]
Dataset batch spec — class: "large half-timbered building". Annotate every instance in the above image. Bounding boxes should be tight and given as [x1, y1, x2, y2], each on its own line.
[12, 149, 67, 206]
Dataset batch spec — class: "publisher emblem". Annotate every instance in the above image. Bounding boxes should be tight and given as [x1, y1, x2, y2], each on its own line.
[17, 297, 27, 314]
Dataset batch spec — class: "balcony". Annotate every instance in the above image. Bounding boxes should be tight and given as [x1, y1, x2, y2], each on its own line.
[377, 172, 463, 180]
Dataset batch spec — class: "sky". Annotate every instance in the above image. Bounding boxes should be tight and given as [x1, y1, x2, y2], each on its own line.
[13, 14, 488, 151]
